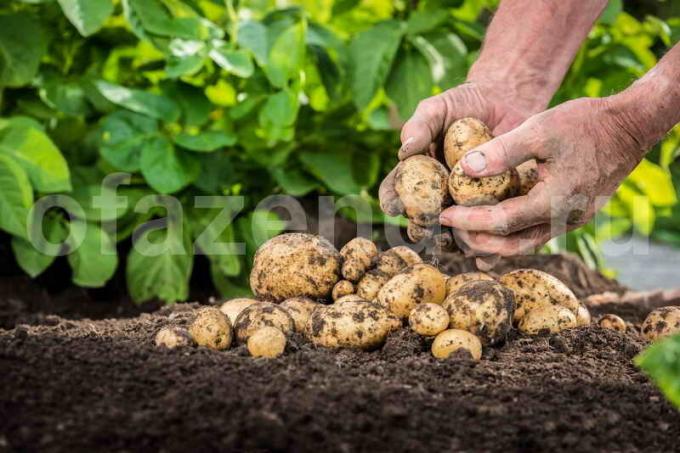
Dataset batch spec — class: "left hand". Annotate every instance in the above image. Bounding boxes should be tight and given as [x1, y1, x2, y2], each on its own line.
[439, 97, 645, 256]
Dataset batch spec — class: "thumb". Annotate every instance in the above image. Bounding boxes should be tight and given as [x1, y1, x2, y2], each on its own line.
[398, 96, 446, 159]
[459, 129, 536, 178]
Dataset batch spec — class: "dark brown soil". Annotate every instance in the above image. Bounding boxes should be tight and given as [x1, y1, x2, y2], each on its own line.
[1, 253, 679, 452]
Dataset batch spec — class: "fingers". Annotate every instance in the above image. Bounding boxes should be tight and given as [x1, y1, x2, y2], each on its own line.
[456, 225, 552, 257]
[398, 96, 447, 159]
[475, 255, 501, 271]
[378, 165, 404, 216]
[459, 126, 538, 177]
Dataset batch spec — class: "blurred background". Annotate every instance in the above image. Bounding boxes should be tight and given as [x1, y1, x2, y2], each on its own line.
[0, 0, 678, 304]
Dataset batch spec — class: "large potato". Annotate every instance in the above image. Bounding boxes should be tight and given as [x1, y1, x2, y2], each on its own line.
[518, 304, 577, 335]
[431, 329, 483, 361]
[409, 303, 449, 337]
[641, 306, 680, 341]
[280, 297, 319, 332]
[234, 302, 295, 343]
[356, 270, 391, 301]
[220, 298, 258, 325]
[448, 162, 519, 207]
[250, 233, 341, 302]
[189, 307, 233, 350]
[443, 117, 492, 169]
[442, 280, 515, 345]
[446, 272, 495, 296]
[499, 269, 580, 323]
[395, 155, 450, 226]
[377, 264, 447, 319]
[306, 299, 399, 350]
[340, 237, 378, 282]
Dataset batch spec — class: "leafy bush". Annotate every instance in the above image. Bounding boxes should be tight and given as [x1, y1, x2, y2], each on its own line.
[0, 0, 678, 302]
[636, 334, 680, 410]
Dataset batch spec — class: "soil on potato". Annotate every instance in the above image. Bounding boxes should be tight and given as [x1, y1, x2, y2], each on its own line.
[1, 252, 679, 452]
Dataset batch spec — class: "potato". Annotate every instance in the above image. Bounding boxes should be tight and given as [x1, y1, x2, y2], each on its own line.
[641, 306, 680, 341]
[250, 233, 341, 302]
[409, 303, 449, 337]
[446, 272, 494, 296]
[356, 270, 391, 301]
[443, 117, 492, 169]
[155, 326, 192, 349]
[332, 280, 355, 301]
[389, 246, 422, 267]
[189, 307, 233, 350]
[247, 327, 286, 358]
[280, 297, 319, 332]
[377, 264, 447, 319]
[220, 298, 258, 325]
[517, 160, 539, 196]
[499, 269, 580, 323]
[575, 302, 591, 327]
[335, 294, 366, 304]
[340, 237, 378, 282]
[442, 280, 515, 345]
[448, 162, 519, 207]
[234, 302, 295, 343]
[431, 329, 483, 361]
[518, 304, 577, 335]
[598, 314, 626, 332]
[407, 221, 433, 242]
[307, 299, 399, 349]
[395, 155, 450, 226]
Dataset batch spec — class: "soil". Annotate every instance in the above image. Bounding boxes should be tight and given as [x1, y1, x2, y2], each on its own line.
[1, 248, 679, 451]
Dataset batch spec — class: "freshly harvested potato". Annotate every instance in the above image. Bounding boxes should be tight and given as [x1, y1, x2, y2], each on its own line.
[189, 307, 233, 350]
[375, 251, 407, 276]
[377, 264, 447, 319]
[448, 162, 519, 207]
[247, 327, 287, 358]
[250, 233, 341, 302]
[332, 280, 355, 301]
[446, 272, 495, 296]
[442, 280, 515, 345]
[443, 117, 493, 169]
[155, 326, 192, 349]
[280, 297, 319, 332]
[518, 304, 577, 335]
[409, 303, 449, 337]
[407, 221, 433, 243]
[575, 302, 591, 327]
[389, 246, 422, 267]
[499, 269, 580, 323]
[307, 299, 399, 349]
[356, 270, 391, 301]
[598, 314, 626, 332]
[340, 237, 378, 282]
[220, 298, 258, 325]
[431, 329, 483, 361]
[516, 160, 539, 196]
[395, 155, 450, 226]
[234, 302, 294, 343]
[641, 306, 680, 341]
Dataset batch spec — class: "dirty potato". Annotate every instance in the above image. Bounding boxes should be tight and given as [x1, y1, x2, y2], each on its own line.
[377, 264, 447, 319]
[280, 297, 319, 332]
[448, 162, 519, 207]
[431, 329, 483, 361]
[641, 306, 680, 341]
[250, 233, 341, 302]
[409, 303, 449, 337]
[340, 237, 378, 282]
[443, 117, 493, 168]
[234, 302, 295, 343]
[446, 272, 495, 296]
[407, 221, 433, 243]
[598, 314, 627, 332]
[375, 251, 408, 277]
[332, 280, 355, 301]
[189, 307, 233, 350]
[516, 160, 539, 196]
[395, 155, 450, 226]
[575, 302, 592, 327]
[356, 270, 392, 301]
[247, 327, 287, 358]
[155, 326, 192, 349]
[518, 304, 577, 335]
[389, 246, 423, 267]
[220, 298, 258, 325]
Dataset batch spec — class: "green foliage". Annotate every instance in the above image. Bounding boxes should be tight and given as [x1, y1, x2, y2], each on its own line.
[636, 335, 680, 410]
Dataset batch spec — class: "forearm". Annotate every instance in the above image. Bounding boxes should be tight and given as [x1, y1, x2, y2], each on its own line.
[468, 0, 608, 115]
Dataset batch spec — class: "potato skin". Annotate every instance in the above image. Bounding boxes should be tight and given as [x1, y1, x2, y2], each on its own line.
[598, 314, 626, 332]
[332, 280, 355, 301]
[516, 160, 539, 196]
[407, 221, 433, 243]
[442, 280, 515, 345]
[575, 302, 591, 327]
[250, 233, 341, 302]
[431, 329, 482, 361]
[448, 162, 519, 207]
[409, 303, 449, 337]
[395, 155, 450, 226]
[443, 118, 493, 169]
[247, 327, 287, 358]
[155, 326, 192, 349]
[356, 270, 391, 301]
[189, 307, 233, 350]
[446, 272, 495, 296]
[518, 304, 577, 335]
[389, 246, 422, 266]
[234, 302, 295, 343]
[220, 298, 258, 325]
[377, 264, 447, 319]
[641, 306, 680, 341]
[340, 238, 378, 282]
[280, 297, 319, 332]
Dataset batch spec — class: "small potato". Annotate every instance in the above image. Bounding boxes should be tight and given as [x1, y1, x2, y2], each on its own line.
[375, 251, 408, 277]
[247, 327, 287, 358]
[377, 264, 447, 319]
[340, 237, 378, 282]
[220, 298, 258, 325]
[516, 160, 539, 196]
[407, 221, 433, 243]
[448, 162, 519, 207]
[189, 307, 233, 350]
[598, 314, 627, 332]
[500, 269, 580, 323]
[446, 272, 495, 296]
[575, 302, 591, 327]
[332, 280, 355, 301]
[395, 155, 450, 226]
[431, 329, 482, 361]
[409, 303, 449, 337]
[155, 326, 192, 349]
[443, 117, 492, 169]
[442, 280, 515, 345]
[518, 304, 577, 335]
[280, 297, 319, 332]
[234, 302, 294, 343]
[389, 246, 422, 267]
[356, 270, 391, 301]
[641, 306, 680, 341]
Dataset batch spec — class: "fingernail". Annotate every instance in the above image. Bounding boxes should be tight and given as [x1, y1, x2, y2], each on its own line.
[464, 151, 487, 172]
[400, 136, 415, 153]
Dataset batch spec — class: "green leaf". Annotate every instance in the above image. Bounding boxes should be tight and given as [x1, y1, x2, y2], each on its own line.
[209, 46, 254, 78]
[0, 12, 48, 88]
[123, 0, 202, 40]
[58, 0, 114, 37]
[422, 31, 468, 88]
[299, 150, 362, 195]
[69, 166, 130, 221]
[140, 137, 199, 193]
[100, 111, 159, 172]
[271, 166, 317, 196]
[349, 20, 404, 110]
[94, 80, 180, 122]
[11, 215, 68, 278]
[174, 130, 237, 152]
[406, 9, 449, 36]
[190, 204, 243, 278]
[636, 334, 680, 409]
[627, 159, 678, 207]
[265, 21, 306, 88]
[0, 155, 33, 239]
[67, 221, 118, 287]
[0, 119, 71, 193]
[385, 47, 433, 120]
[160, 81, 212, 127]
[259, 89, 300, 127]
[238, 20, 269, 66]
[600, 0, 623, 26]
[38, 74, 90, 116]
